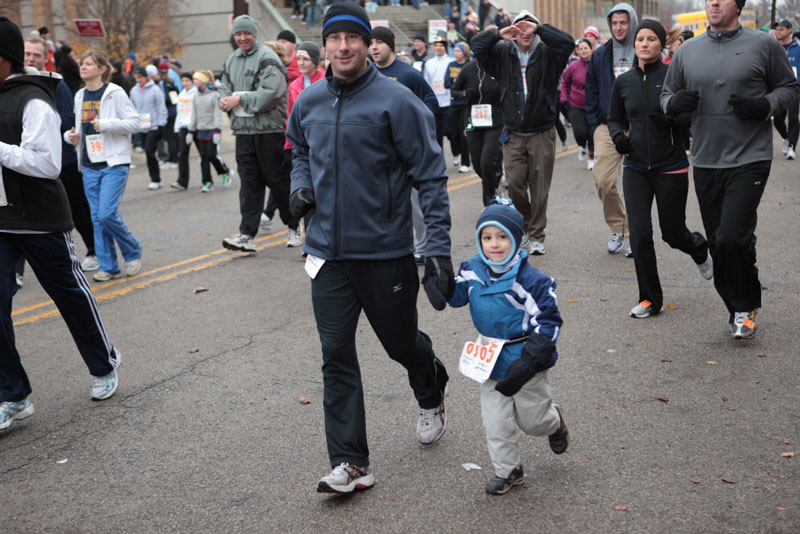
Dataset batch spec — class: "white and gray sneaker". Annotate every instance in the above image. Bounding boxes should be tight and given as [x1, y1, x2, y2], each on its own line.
[317, 463, 374, 493]
[222, 233, 257, 253]
[91, 350, 120, 401]
[529, 241, 546, 255]
[731, 311, 757, 340]
[81, 255, 100, 272]
[260, 213, 273, 228]
[608, 233, 625, 254]
[697, 252, 713, 280]
[0, 397, 34, 430]
[286, 227, 303, 247]
[787, 147, 797, 160]
[630, 300, 664, 319]
[782, 138, 790, 155]
[417, 384, 447, 445]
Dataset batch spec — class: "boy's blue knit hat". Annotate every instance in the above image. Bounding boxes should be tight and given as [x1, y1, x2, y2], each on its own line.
[475, 202, 524, 268]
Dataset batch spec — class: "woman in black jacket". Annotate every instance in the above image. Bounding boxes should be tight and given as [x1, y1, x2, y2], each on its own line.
[451, 58, 504, 206]
[608, 20, 711, 319]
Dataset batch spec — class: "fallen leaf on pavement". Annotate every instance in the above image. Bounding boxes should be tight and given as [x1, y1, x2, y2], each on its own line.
[689, 478, 701, 484]
[732, 370, 740, 374]
[721, 478, 737, 484]
[661, 359, 673, 363]
[614, 505, 628, 512]
[607, 349, 616, 353]
[626, 268, 635, 273]
[567, 299, 578, 303]
[56, 459, 68, 464]
[727, 407, 736, 411]
[777, 507, 786, 511]
[462, 463, 482, 471]
[655, 394, 670, 403]
[666, 302, 678, 310]
[757, 353, 767, 358]
[600, 298, 608, 302]
[188, 348, 199, 353]
[781, 452, 794, 459]
[776, 436, 791, 445]
[299, 396, 312, 405]
[706, 360, 718, 365]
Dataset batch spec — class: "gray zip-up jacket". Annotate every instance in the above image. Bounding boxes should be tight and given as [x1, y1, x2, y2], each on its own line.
[190, 87, 222, 132]
[661, 24, 800, 168]
[219, 42, 288, 135]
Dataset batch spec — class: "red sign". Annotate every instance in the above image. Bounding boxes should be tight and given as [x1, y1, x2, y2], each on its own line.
[75, 19, 107, 38]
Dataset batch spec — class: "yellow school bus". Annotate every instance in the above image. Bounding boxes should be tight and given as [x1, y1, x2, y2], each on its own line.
[675, 9, 756, 36]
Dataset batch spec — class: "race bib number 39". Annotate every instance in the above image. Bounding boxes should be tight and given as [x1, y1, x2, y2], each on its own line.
[85, 134, 106, 164]
[458, 335, 506, 383]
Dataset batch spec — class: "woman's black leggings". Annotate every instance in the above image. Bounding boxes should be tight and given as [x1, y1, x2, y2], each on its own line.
[467, 127, 503, 206]
[568, 106, 593, 154]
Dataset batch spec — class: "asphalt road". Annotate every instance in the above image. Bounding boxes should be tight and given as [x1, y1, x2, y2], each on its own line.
[2, 126, 799, 533]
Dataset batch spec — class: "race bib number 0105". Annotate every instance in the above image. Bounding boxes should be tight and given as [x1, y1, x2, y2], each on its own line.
[458, 335, 506, 383]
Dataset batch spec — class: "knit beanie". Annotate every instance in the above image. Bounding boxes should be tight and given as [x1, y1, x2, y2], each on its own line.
[323, 0, 372, 44]
[133, 65, 147, 77]
[413, 33, 426, 43]
[736, 0, 746, 11]
[371, 26, 395, 51]
[232, 15, 259, 37]
[145, 64, 158, 77]
[635, 19, 666, 49]
[297, 41, 321, 65]
[277, 30, 297, 43]
[475, 203, 524, 268]
[0, 17, 24, 69]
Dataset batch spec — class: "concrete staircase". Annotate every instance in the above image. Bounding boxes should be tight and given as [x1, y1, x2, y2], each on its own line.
[274, 5, 441, 49]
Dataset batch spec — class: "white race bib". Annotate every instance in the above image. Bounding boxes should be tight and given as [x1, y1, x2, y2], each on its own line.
[793, 66, 797, 78]
[168, 91, 179, 106]
[304, 254, 325, 279]
[432, 79, 446, 96]
[458, 334, 506, 383]
[139, 113, 151, 130]
[614, 65, 632, 78]
[85, 134, 106, 164]
[177, 99, 193, 120]
[471, 104, 492, 128]
[413, 61, 423, 72]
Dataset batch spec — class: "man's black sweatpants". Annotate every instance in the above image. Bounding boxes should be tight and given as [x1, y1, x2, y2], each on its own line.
[693, 161, 770, 314]
[311, 256, 448, 468]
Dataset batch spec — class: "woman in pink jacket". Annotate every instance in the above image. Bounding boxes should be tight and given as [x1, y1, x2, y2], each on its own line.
[560, 39, 594, 169]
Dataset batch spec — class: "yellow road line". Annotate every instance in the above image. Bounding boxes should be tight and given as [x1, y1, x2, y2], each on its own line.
[13, 233, 291, 327]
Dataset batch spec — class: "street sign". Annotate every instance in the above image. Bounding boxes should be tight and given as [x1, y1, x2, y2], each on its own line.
[74, 19, 107, 38]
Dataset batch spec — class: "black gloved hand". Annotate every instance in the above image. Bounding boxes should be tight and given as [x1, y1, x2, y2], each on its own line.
[422, 256, 455, 311]
[728, 95, 771, 121]
[495, 334, 556, 396]
[650, 112, 674, 129]
[289, 188, 315, 218]
[613, 135, 632, 155]
[667, 89, 700, 115]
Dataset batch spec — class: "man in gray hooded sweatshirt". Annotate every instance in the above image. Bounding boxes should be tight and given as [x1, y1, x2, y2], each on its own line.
[585, 2, 638, 257]
[661, 0, 799, 340]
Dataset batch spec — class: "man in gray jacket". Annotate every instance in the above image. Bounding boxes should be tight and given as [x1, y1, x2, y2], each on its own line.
[219, 15, 300, 253]
[287, 1, 452, 494]
[661, 0, 800, 339]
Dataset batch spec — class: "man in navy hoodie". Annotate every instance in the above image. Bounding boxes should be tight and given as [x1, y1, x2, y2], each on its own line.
[287, 1, 452, 494]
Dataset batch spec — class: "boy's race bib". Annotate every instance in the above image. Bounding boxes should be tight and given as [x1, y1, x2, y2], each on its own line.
[458, 334, 506, 383]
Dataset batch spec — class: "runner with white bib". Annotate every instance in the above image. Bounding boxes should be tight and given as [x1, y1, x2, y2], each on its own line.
[444, 201, 569, 495]
[66, 50, 143, 282]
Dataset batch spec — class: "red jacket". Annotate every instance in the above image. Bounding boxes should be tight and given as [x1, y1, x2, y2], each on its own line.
[284, 67, 326, 150]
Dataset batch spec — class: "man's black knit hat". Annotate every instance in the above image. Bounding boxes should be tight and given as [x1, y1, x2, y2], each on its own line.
[323, 0, 372, 44]
[277, 30, 296, 43]
[371, 26, 395, 51]
[0, 17, 24, 69]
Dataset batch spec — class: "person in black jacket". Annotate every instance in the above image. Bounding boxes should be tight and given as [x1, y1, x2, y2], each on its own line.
[471, 10, 573, 255]
[608, 20, 712, 319]
[451, 56, 503, 205]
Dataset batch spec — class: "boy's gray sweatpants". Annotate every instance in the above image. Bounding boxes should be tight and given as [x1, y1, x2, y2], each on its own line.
[480, 371, 560, 478]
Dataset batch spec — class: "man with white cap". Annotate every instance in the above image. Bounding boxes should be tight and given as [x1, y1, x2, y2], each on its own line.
[471, 10, 574, 256]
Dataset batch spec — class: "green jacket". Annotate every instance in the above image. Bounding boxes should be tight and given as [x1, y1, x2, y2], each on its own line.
[219, 42, 288, 134]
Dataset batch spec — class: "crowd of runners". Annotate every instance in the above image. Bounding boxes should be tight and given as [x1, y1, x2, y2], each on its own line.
[0, 0, 796, 497]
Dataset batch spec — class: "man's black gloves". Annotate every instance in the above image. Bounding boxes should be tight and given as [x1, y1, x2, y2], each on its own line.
[613, 135, 632, 155]
[728, 95, 771, 121]
[422, 256, 455, 311]
[667, 89, 700, 115]
[290, 188, 315, 218]
[495, 334, 556, 396]
[649, 112, 674, 129]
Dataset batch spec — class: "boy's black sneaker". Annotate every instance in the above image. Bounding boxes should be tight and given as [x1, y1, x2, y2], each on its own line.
[485, 465, 524, 495]
[548, 404, 569, 454]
